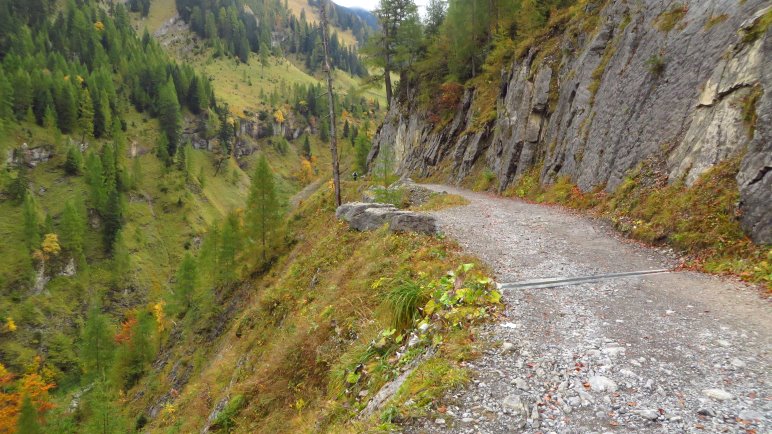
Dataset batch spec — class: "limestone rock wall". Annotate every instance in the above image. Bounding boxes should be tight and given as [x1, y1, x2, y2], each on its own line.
[371, 0, 771, 243]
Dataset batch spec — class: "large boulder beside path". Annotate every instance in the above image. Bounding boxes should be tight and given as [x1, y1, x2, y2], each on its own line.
[336, 202, 437, 234]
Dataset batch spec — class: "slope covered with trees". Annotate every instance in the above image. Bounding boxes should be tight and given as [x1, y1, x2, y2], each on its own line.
[174, 0, 368, 76]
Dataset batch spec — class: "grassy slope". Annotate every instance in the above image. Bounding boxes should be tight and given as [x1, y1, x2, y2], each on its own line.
[135, 182, 498, 433]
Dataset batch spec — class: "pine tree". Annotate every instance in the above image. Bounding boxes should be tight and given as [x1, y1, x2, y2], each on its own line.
[94, 90, 111, 138]
[81, 302, 115, 378]
[217, 213, 240, 284]
[11, 70, 32, 120]
[42, 106, 56, 129]
[156, 134, 171, 167]
[78, 88, 95, 142]
[319, 118, 329, 143]
[16, 395, 43, 434]
[56, 83, 78, 134]
[84, 379, 125, 434]
[158, 79, 181, 156]
[302, 134, 311, 159]
[247, 155, 280, 264]
[171, 253, 197, 316]
[60, 198, 86, 255]
[112, 230, 130, 286]
[8, 165, 29, 203]
[342, 119, 350, 138]
[355, 132, 371, 173]
[85, 152, 107, 211]
[103, 188, 123, 252]
[0, 70, 13, 131]
[64, 145, 83, 175]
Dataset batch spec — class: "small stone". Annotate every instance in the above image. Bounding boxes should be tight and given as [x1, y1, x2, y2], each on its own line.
[514, 378, 528, 390]
[602, 346, 626, 356]
[702, 389, 733, 401]
[588, 375, 618, 392]
[632, 409, 660, 420]
[358, 390, 369, 397]
[461, 417, 475, 423]
[738, 409, 763, 421]
[730, 358, 746, 368]
[501, 342, 516, 353]
[716, 339, 730, 347]
[643, 379, 654, 390]
[502, 395, 527, 416]
[668, 415, 683, 422]
[697, 408, 716, 417]
[665, 310, 675, 315]
[619, 369, 636, 377]
[418, 323, 430, 333]
[434, 418, 446, 425]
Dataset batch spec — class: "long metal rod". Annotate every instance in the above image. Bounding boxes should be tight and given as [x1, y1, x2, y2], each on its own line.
[498, 269, 671, 290]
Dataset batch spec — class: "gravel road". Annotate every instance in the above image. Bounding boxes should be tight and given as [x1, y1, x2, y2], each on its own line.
[407, 185, 770, 434]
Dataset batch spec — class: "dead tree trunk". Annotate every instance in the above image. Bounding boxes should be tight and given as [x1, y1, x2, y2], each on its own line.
[319, 0, 342, 207]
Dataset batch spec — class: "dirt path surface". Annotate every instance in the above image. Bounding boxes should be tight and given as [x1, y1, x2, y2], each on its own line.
[409, 185, 770, 434]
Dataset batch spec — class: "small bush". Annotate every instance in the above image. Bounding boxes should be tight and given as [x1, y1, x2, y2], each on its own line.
[386, 279, 428, 330]
[703, 14, 728, 31]
[211, 394, 245, 431]
[655, 5, 688, 32]
[473, 169, 497, 192]
[741, 85, 763, 137]
[372, 187, 408, 208]
[742, 9, 772, 43]
[414, 194, 470, 211]
[645, 54, 666, 77]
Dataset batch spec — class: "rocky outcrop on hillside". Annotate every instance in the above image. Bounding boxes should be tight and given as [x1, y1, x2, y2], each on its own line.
[337, 202, 437, 234]
[371, 1, 771, 243]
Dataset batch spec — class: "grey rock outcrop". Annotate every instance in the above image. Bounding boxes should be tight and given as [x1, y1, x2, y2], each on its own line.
[336, 202, 437, 234]
[371, 1, 771, 243]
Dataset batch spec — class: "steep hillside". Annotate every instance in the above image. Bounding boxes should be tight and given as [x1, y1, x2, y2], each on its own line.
[372, 1, 770, 246]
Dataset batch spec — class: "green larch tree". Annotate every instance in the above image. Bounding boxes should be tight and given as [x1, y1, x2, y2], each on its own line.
[246, 155, 280, 264]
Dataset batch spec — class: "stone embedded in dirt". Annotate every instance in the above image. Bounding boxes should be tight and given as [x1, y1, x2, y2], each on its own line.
[730, 358, 746, 368]
[502, 395, 528, 417]
[702, 388, 733, 401]
[738, 409, 763, 421]
[632, 409, 661, 420]
[588, 375, 618, 392]
[697, 408, 717, 417]
[501, 342, 516, 353]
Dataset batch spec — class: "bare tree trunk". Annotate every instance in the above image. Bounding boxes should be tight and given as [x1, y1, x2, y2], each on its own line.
[319, 0, 342, 207]
[384, 54, 393, 108]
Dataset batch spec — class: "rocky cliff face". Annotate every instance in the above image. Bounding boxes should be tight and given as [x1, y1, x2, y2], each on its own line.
[371, 0, 771, 243]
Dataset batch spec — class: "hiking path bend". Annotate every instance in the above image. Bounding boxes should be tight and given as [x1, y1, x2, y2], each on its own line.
[407, 184, 771, 434]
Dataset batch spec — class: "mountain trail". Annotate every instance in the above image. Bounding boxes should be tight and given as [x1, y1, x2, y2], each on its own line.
[407, 184, 770, 433]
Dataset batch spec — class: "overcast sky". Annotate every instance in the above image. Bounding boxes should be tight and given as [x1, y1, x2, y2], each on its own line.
[334, 0, 429, 14]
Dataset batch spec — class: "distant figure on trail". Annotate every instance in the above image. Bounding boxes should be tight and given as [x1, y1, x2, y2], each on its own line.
[352, 171, 359, 181]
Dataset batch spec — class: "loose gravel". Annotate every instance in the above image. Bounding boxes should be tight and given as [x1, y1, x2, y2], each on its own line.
[406, 185, 770, 434]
